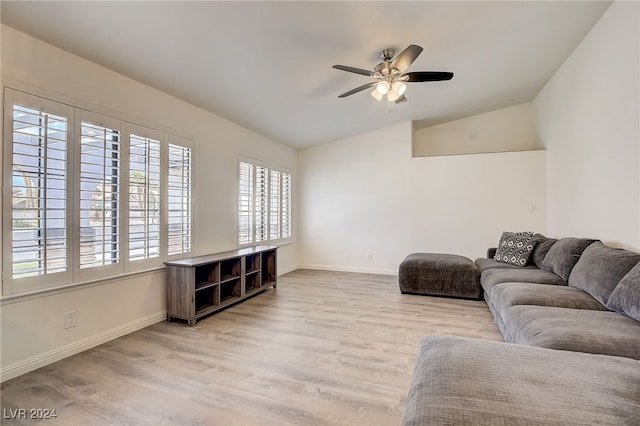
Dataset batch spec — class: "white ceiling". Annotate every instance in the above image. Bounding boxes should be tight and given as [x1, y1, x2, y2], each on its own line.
[1, 1, 611, 149]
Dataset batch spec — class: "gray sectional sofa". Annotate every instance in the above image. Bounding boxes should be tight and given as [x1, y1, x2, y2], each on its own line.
[480, 235, 640, 359]
[403, 234, 640, 425]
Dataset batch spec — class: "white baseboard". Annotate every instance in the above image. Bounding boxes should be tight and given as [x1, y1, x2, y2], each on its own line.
[278, 264, 298, 275]
[0, 311, 166, 383]
[296, 264, 397, 276]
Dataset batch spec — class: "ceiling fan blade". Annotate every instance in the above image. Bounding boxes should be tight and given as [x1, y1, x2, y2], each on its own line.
[390, 44, 423, 72]
[338, 82, 377, 98]
[402, 71, 454, 82]
[333, 65, 374, 77]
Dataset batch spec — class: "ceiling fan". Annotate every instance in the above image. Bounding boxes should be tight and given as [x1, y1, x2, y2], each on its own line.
[333, 44, 453, 103]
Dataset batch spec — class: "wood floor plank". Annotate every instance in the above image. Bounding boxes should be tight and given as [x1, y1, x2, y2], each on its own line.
[0, 269, 502, 425]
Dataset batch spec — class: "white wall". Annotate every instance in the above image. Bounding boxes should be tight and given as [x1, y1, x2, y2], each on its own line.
[298, 123, 414, 274]
[298, 121, 546, 274]
[409, 150, 547, 259]
[413, 102, 541, 157]
[534, 1, 640, 251]
[0, 25, 298, 381]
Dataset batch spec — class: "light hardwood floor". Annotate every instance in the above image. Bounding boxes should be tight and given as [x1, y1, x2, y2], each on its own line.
[1, 270, 502, 426]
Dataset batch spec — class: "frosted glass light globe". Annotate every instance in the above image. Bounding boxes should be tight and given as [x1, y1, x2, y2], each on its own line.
[376, 81, 390, 95]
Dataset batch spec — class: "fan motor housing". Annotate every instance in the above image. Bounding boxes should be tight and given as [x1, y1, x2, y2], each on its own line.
[379, 48, 395, 61]
[374, 62, 400, 77]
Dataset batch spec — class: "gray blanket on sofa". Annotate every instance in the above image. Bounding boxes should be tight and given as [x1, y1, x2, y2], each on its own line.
[403, 335, 640, 425]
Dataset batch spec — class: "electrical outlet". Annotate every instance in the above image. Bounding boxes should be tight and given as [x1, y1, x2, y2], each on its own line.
[367, 253, 373, 261]
[64, 311, 76, 329]
[345, 254, 352, 261]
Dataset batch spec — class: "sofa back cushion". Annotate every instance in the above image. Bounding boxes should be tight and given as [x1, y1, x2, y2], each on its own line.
[568, 242, 640, 306]
[606, 261, 640, 322]
[540, 237, 597, 281]
[531, 234, 558, 269]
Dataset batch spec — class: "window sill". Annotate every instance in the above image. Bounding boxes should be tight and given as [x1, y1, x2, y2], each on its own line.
[1, 266, 166, 306]
[238, 239, 294, 249]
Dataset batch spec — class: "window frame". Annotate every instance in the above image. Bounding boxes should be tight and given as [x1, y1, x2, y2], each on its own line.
[2, 88, 195, 296]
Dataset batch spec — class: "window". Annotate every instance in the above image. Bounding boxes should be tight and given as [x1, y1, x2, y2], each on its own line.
[2, 89, 194, 295]
[238, 158, 292, 245]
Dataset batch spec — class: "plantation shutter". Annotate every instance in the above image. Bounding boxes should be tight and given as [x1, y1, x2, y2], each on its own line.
[5, 91, 73, 291]
[167, 141, 193, 256]
[129, 129, 162, 262]
[238, 161, 253, 245]
[255, 165, 268, 242]
[269, 170, 281, 240]
[78, 113, 122, 276]
[281, 171, 292, 238]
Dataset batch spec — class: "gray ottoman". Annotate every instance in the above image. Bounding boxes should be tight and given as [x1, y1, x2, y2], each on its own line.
[399, 253, 481, 299]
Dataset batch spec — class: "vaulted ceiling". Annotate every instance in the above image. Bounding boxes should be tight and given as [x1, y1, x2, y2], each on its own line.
[1, 1, 611, 149]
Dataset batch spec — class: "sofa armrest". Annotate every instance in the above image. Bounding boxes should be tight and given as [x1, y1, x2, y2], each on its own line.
[487, 247, 497, 259]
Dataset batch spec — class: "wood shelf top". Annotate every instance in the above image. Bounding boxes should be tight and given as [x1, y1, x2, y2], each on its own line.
[164, 246, 278, 267]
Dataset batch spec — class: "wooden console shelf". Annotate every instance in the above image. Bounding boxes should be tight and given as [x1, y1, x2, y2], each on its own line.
[165, 246, 278, 326]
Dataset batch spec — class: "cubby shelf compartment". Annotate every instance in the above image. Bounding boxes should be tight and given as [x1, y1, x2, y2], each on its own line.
[195, 262, 220, 290]
[246, 253, 261, 274]
[195, 286, 220, 316]
[245, 270, 261, 293]
[220, 257, 241, 284]
[165, 246, 278, 326]
[220, 278, 242, 304]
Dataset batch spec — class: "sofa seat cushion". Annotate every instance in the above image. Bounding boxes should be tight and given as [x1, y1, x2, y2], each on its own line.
[480, 268, 566, 296]
[607, 261, 640, 321]
[403, 335, 640, 426]
[568, 241, 640, 306]
[488, 282, 607, 321]
[503, 305, 640, 359]
[540, 237, 598, 281]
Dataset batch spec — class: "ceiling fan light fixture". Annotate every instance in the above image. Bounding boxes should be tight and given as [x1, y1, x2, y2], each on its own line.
[370, 89, 384, 101]
[392, 81, 407, 96]
[333, 44, 453, 102]
[375, 81, 390, 95]
[387, 90, 401, 102]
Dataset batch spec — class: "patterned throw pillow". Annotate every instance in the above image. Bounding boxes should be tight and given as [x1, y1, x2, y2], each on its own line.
[494, 231, 537, 267]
